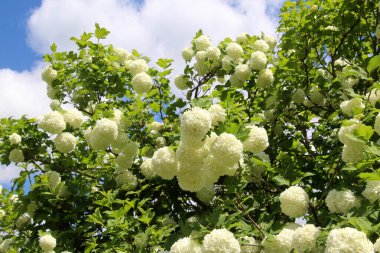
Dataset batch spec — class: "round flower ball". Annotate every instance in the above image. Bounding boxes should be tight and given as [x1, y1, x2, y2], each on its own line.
[325, 227, 374, 253]
[86, 118, 118, 150]
[140, 158, 156, 179]
[279, 186, 309, 218]
[210, 133, 243, 168]
[264, 35, 277, 50]
[129, 59, 148, 76]
[262, 228, 295, 253]
[249, 51, 267, 70]
[151, 147, 179, 180]
[131, 72, 153, 94]
[208, 104, 226, 126]
[292, 224, 321, 253]
[226, 42, 244, 60]
[174, 74, 189, 90]
[9, 149, 24, 163]
[325, 189, 356, 214]
[114, 48, 130, 63]
[374, 237, 380, 253]
[206, 46, 221, 61]
[194, 35, 211, 51]
[362, 180, 380, 203]
[342, 143, 364, 164]
[55, 132, 76, 153]
[41, 65, 57, 84]
[9, 133, 22, 145]
[170, 237, 202, 253]
[115, 170, 138, 190]
[236, 32, 249, 44]
[243, 125, 269, 154]
[253, 39, 269, 52]
[39, 234, 56, 252]
[202, 228, 240, 253]
[63, 108, 84, 129]
[38, 111, 66, 134]
[235, 64, 251, 81]
[182, 47, 194, 61]
[340, 98, 365, 116]
[181, 107, 212, 145]
[257, 69, 274, 88]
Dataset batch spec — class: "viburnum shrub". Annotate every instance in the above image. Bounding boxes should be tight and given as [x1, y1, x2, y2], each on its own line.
[1, 1, 380, 252]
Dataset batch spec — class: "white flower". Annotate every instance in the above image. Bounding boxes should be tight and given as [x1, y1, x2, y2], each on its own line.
[222, 55, 234, 72]
[194, 61, 208, 76]
[208, 104, 226, 126]
[47, 84, 58, 99]
[195, 51, 207, 62]
[115, 143, 139, 169]
[206, 46, 221, 61]
[340, 98, 365, 116]
[55, 132, 76, 153]
[39, 234, 57, 252]
[41, 65, 57, 84]
[257, 69, 274, 88]
[38, 111, 66, 134]
[156, 136, 166, 147]
[111, 131, 130, 153]
[140, 158, 156, 179]
[309, 87, 325, 105]
[210, 133, 243, 168]
[338, 120, 359, 145]
[50, 99, 61, 111]
[0, 238, 13, 252]
[226, 42, 244, 60]
[0, 209, 5, 220]
[114, 48, 130, 63]
[325, 189, 356, 214]
[279, 186, 309, 218]
[180, 107, 212, 146]
[86, 118, 118, 150]
[240, 236, 258, 253]
[129, 59, 148, 76]
[174, 75, 189, 90]
[292, 224, 320, 253]
[115, 170, 137, 190]
[236, 33, 249, 44]
[325, 26, 339, 31]
[63, 109, 84, 129]
[262, 228, 295, 253]
[253, 39, 269, 52]
[235, 64, 251, 81]
[335, 58, 347, 67]
[202, 229, 240, 253]
[342, 77, 359, 89]
[9, 133, 21, 145]
[374, 237, 380, 253]
[149, 121, 163, 135]
[243, 125, 269, 154]
[16, 213, 30, 228]
[264, 35, 277, 50]
[292, 88, 305, 104]
[177, 167, 206, 192]
[249, 51, 267, 70]
[0, 184, 2, 194]
[325, 227, 374, 253]
[367, 89, 380, 107]
[9, 194, 19, 203]
[170, 237, 202, 253]
[131, 72, 153, 94]
[46, 171, 61, 189]
[196, 185, 215, 205]
[362, 180, 380, 203]
[342, 143, 364, 163]
[194, 35, 211, 51]
[9, 149, 24, 163]
[151, 147, 179, 180]
[182, 47, 194, 61]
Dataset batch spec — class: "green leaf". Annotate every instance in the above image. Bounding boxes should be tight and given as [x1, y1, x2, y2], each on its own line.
[94, 23, 110, 39]
[272, 175, 289, 186]
[50, 43, 57, 52]
[87, 208, 104, 226]
[368, 55, 380, 73]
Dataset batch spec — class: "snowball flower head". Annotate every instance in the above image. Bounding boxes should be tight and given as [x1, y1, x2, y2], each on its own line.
[206, 46, 221, 61]
[243, 125, 269, 154]
[264, 35, 277, 50]
[236, 33, 249, 44]
[41, 65, 57, 84]
[55, 132, 76, 153]
[115, 170, 137, 190]
[177, 168, 206, 192]
[16, 213, 30, 228]
[114, 48, 130, 63]
[340, 98, 365, 116]
[253, 39, 269, 52]
[325, 227, 374, 253]
[63, 109, 84, 129]
[222, 55, 234, 72]
[325, 189, 356, 214]
[39, 234, 57, 252]
[202, 228, 240, 253]
[131, 72, 153, 94]
[362, 180, 380, 203]
[194, 35, 211, 51]
[342, 143, 364, 163]
[140, 158, 156, 179]
[262, 228, 295, 253]
[86, 118, 118, 150]
[170, 237, 202, 253]
[182, 47, 194, 61]
[9, 149, 24, 163]
[226, 42, 244, 60]
[208, 104, 226, 126]
[129, 59, 148, 76]
[150, 121, 163, 135]
[292, 224, 320, 253]
[9, 133, 22, 145]
[38, 111, 66, 134]
[279, 186, 309, 218]
[257, 69, 274, 88]
[210, 133, 243, 168]
[50, 99, 61, 111]
[309, 87, 325, 105]
[249, 51, 267, 70]
[181, 107, 212, 146]
[338, 120, 359, 145]
[374, 237, 380, 252]
[174, 74, 189, 90]
[151, 147, 179, 180]
[240, 236, 258, 253]
[367, 89, 380, 107]
[195, 51, 207, 62]
[196, 185, 216, 205]
[235, 64, 251, 81]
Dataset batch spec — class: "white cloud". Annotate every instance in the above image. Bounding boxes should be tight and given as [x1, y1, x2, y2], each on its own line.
[0, 165, 22, 186]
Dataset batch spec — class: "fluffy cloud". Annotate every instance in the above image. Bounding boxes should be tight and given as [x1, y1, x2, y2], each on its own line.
[0, 165, 22, 186]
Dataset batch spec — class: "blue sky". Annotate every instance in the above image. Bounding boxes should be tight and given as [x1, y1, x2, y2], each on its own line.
[0, 0, 42, 71]
[0, 0, 282, 189]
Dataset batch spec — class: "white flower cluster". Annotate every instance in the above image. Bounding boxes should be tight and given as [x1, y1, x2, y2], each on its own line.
[194, 35, 212, 51]
[202, 229, 241, 253]
[249, 51, 267, 70]
[151, 147, 179, 180]
[131, 72, 153, 94]
[340, 98, 365, 116]
[367, 89, 380, 107]
[182, 47, 194, 61]
[16, 213, 30, 228]
[227, 42, 244, 60]
[39, 234, 57, 252]
[292, 224, 320, 252]
[279, 186, 309, 218]
[325, 227, 374, 253]
[208, 104, 226, 126]
[85, 118, 118, 150]
[47, 171, 61, 189]
[9, 149, 24, 163]
[174, 74, 189, 90]
[63, 108, 84, 129]
[362, 180, 380, 203]
[38, 111, 66, 134]
[292, 88, 306, 104]
[338, 120, 365, 163]
[149, 121, 163, 135]
[170, 237, 202, 253]
[240, 236, 258, 253]
[325, 189, 356, 214]
[140, 158, 156, 179]
[253, 39, 269, 52]
[262, 228, 295, 253]
[375, 238, 380, 253]
[236, 33, 249, 44]
[9, 133, 21, 144]
[257, 69, 274, 88]
[41, 65, 57, 85]
[180, 107, 212, 147]
[115, 170, 137, 190]
[243, 125, 269, 154]
[55, 132, 76, 153]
